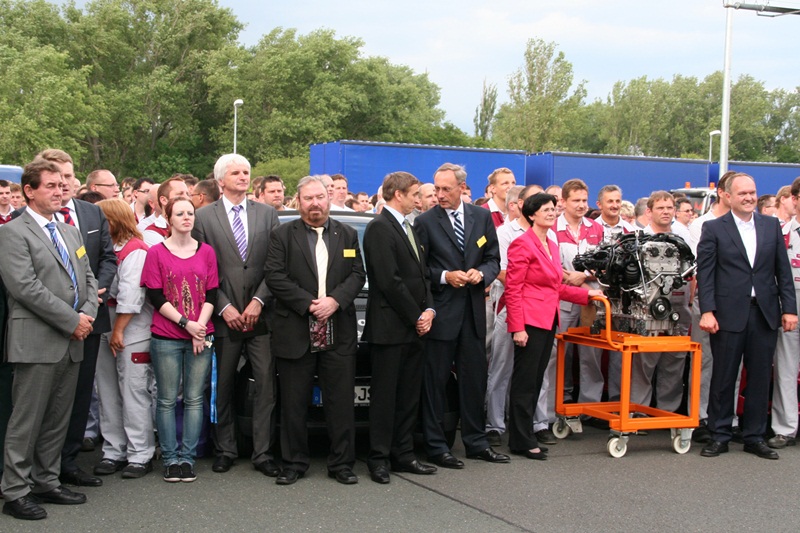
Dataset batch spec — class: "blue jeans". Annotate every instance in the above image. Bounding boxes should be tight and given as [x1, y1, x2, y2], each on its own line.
[150, 337, 211, 466]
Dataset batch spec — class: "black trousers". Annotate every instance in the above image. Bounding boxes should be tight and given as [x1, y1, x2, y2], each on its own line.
[367, 340, 423, 470]
[60, 334, 101, 473]
[422, 299, 489, 456]
[508, 319, 558, 452]
[708, 304, 777, 444]
[276, 349, 355, 473]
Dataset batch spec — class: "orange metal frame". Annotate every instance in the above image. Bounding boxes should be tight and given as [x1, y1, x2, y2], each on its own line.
[555, 296, 702, 433]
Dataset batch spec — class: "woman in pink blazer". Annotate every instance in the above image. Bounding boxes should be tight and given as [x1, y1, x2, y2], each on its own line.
[505, 193, 602, 459]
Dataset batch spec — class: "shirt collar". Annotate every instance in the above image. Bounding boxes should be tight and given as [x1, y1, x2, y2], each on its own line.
[222, 195, 246, 214]
[445, 201, 465, 219]
[27, 207, 54, 228]
[383, 205, 406, 226]
[63, 199, 76, 212]
[733, 212, 755, 230]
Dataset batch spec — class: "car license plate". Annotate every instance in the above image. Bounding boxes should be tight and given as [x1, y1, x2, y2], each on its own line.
[311, 385, 371, 406]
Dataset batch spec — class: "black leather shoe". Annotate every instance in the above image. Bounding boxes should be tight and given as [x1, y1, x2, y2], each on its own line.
[93, 458, 127, 476]
[59, 468, 102, 487]
[731, 426, 744, 443]
[275, 469, 304, 485]
[2, 495, 47, 520]
[511, 449, 548, 461]
[34, 486, 86, 505]
[743, 441, 779, 460]
[700, 440, 729, 457]
[391, 459, 437, 475]
[370, 466, 390, 484]
[692, 420, 712, 444]
[467, 447, 511, 463]
[254, 459, 280, 477]
[428, 452, 464, 469]
[328, 467, 358, 485]
[212, 456, 234, 473]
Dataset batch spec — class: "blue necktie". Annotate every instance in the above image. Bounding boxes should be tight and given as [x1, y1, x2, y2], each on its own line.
[452, 211, 465, 252]
[46, 222, 79, 309]
[232, 205, 247, 261]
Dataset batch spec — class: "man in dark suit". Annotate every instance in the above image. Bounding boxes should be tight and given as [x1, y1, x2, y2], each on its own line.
[0, 159, 98, 520]
[363, 172, 437, 484]
[36, 149, 116, 487]
[265, 176, 366, 485]
[698, 172, 798, 460]
[414, 162, 509, 468]
[193, 154, 280, 476]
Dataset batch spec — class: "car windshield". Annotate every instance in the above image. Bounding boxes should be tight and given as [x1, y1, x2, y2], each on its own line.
[278, 211, 371, 291]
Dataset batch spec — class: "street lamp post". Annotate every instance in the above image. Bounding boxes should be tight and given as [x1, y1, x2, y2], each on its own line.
[708, 129, 722, 163]
[233, 99, 243, 154]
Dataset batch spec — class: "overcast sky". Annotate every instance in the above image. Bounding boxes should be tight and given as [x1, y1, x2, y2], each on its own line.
[217, 0, 800, 134]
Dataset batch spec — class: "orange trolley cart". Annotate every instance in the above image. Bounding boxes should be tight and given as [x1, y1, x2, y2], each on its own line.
[553, 296, 702, 458]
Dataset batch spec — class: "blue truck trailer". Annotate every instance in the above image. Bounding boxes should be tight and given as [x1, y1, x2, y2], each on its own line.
[0, 165, 23, 183]
[310, 140, 527, 197]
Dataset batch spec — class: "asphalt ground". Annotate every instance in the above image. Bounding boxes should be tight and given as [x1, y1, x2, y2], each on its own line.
[4, 427, 798, 533]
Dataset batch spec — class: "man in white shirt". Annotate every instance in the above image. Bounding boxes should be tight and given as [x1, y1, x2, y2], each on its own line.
[139, 178, 190, 247]
[672, 197, 693, 242]
[330, 174, 353, 211]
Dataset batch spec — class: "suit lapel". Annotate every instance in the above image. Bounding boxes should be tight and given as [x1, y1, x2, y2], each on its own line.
[753, 213, 768, 267]
[245, 200, 258, 258]
[327, 219, 342, 271]
[435, 206, 460, 251]
[291, 220, 316, 274]
[721, 212, 750, 267]
[213, 201, 240, 260]
[462, 203, 474, 250]
[23, 213, 70, 275]
[73, 199, 90, 243]
[384, 210, 420, 266]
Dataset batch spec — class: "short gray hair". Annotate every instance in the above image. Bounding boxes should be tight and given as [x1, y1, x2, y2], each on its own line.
[213, 153, 251, 181]
[507, 185, 524, 205]
[297, 175, 327, 194]
[435, 162, 467, 184]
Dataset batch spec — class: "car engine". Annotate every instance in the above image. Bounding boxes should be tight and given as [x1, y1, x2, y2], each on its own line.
[572, 232, 696, 336]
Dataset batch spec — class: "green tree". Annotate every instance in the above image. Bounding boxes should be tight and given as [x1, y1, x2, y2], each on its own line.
[474, 79, 497, 141]
[492, 38, 586, 153]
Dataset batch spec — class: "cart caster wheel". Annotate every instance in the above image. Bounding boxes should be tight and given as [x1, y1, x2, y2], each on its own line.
[552, 419, 571, 439]
[672, 435, 691, 454]
[607, 437, 627, 458]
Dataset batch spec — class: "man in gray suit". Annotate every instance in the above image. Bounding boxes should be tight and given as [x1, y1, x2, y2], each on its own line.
[193, 154, 280, 476]
[0, 159, 98, 520]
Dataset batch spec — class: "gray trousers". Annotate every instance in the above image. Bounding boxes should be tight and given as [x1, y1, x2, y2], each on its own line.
[1, 353, 79, 501]
[771, 293, 800, 437]
[96, 335, 155, 464]
[212, 334, 275, 464]
[485, 307, 513, 433]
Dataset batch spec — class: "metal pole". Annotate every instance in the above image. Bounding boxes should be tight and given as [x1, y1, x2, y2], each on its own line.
[708, 130, 721, 163]
[233, 105, 238, 154]
[719, 7, 733, 178]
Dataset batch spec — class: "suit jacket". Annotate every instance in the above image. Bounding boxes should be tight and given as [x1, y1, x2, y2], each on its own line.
[0, 211, 99, 363]
[697, 211, 796, 332]
[13, 200, 116, 334]
[265, 217, 366, 359]
[413, 203, 499, 341]
[193, 198, 279, 337]
[362, 209, 433, 345]
[504, 229, 588, 332]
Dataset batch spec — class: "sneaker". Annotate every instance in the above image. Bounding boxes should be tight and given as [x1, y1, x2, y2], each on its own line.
[93, 458, 127, 476]
[767, 435, 797, 449]
[179, 462, 196, 483]
[122, 461, 153, 479]
[535, 429, 557, 445]
[486, 430, 502, 446]
[163, 464, 182, 483]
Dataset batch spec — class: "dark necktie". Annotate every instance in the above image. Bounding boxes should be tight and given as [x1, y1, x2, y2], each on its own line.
[452, 211, 465, 252]
[45, 222, 79, 309]
[60, 207, 75, 226]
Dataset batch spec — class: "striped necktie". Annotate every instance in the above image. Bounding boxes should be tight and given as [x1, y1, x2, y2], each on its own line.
[60, 207, 75, 226]
[45, 222, 79, 309]
[231, 205, 247, 261]
[452, 211, 465, 252]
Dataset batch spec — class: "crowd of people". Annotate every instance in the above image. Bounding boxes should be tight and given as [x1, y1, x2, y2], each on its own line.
[0, 151, 798, 522]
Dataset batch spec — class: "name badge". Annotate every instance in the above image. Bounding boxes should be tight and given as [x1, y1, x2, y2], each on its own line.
[76, 246, 86, 259]
[477, 236, 487, 248]
[343, 249, 356, 258]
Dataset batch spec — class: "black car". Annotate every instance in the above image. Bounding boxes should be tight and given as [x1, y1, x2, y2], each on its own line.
[234, 210, 458, 456]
